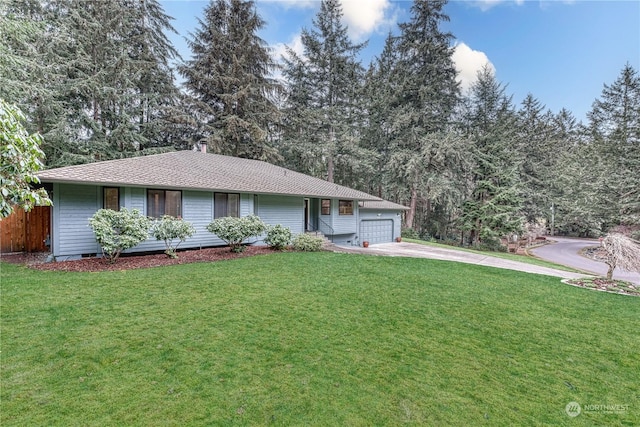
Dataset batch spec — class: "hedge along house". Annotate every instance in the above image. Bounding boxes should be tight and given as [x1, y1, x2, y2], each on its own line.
[37, 148, 406, 260]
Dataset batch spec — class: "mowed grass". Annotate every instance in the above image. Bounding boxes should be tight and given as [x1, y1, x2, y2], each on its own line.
[1, 252, 638, 426]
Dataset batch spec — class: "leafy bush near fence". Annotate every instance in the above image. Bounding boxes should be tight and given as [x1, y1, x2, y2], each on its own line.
[292, 233, 324, 252]
[89, 208, 151, 263]
[264, 224, 292, 250]
[151, 216, 196, 258]
[207, 215, 266, 252]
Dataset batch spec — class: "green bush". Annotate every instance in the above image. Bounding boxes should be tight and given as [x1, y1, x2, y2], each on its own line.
[477, 237, 507, 252]
[151, 216, 196, 258]
[89, 208, 151, 263]
[292, 233, 324, 252]
[207, 215, 267, 252]
[401, 227, 419, 239]
[264, 224, 292, 250]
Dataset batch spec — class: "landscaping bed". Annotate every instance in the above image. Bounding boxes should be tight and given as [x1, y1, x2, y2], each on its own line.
[1, 246, 275, 272]
[564, 277, 640, 296]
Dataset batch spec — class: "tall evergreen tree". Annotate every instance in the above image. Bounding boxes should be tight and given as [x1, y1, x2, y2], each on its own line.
[1, 0, 181, 166]
[516, 94, 557, 222]
[179, 0, 281, 161]
[386, 0, 461, 229]
[280, 0, 373, 185]
[587, 63, 640, 227]
[460, 66, 523, 246]
[543, 108, 582, 235]
[0, 0, 68, 161]
[61, 0, 180, 164]
[361, 34, 400, 198]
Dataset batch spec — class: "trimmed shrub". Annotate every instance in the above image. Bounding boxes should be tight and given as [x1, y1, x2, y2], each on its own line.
[401, 227, 419, 239]
[151, 216, 196, 258]
[89, 208, 151, 263]
[207, 215, 267, 252]
[477, 237, 507, 252]
[292, 233, 324, 252]
[264, 224, 292, 250]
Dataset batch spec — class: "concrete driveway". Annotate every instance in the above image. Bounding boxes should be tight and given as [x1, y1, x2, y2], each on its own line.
[335, 242, 590, 281]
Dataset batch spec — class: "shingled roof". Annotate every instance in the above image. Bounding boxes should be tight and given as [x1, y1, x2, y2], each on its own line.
[38, 151, 382, 201]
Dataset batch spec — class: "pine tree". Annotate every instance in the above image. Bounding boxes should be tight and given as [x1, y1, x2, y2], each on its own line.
[460, 66, 523, 246]
[587, 64, 640, 227]
[387, 0, 461, 229]
[179, 0, 281, 161]
[1, 0, 180, 166]
[280, 0, 373, 184]
[516, 94, 557, 222]
[545, 108, 582, 236]
[60, 0, 180, 164]
[0, 0, 68, 162]
[361, 34, 399, 198]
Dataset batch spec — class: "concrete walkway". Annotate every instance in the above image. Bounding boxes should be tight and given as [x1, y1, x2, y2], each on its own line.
[334, 242, 591, 280]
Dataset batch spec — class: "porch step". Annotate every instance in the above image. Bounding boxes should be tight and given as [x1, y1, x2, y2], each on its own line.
[305, 231, 336, 250]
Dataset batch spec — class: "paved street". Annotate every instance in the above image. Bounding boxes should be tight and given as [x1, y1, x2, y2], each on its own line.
[529, 236, 640, 285]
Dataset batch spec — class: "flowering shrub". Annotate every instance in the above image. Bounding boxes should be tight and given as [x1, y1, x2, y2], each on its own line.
[264, 224, 292, 250]
[89, 208, 151, 263]
[151, 216, 196, 258]
[292, 233, 324, 252]
[207, 215, 266, 252]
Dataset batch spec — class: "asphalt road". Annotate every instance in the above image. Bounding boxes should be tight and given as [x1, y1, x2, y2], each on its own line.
[530, 236, 640, 285]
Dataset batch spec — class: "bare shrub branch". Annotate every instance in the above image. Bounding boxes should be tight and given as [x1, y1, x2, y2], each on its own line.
[602, 233, 640, 280]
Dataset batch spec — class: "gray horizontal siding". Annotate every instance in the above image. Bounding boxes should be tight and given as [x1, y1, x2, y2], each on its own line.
[128, 187, 145, 211]
[55, 184, 100, 256]
[132, 190, 226, 252]
[257, 195, 304, 234]
[53, 185, 315, 257]
[182, 190, 225, 247]
[332, 199, 357, 235]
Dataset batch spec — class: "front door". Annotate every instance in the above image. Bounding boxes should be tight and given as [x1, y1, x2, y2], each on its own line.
[304, 198, 310, 231]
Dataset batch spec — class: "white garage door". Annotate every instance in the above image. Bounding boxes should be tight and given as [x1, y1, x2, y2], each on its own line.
[360, 220, 393, 245]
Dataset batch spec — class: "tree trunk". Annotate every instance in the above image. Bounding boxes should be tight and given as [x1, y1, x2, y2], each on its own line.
[473, 218, 481, 246]
[327, 154, 334, 183]
[404, 185, 418, 229]
[606, 263, 614, 280]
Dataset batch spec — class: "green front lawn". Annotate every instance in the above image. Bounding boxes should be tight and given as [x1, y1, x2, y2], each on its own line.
[2, 253, 638, 426]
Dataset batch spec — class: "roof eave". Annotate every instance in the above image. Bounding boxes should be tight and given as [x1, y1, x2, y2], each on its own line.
[38, 177, 383, 201]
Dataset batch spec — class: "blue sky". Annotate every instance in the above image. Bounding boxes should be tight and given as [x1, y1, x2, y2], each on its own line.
[161, 0, 640, 123]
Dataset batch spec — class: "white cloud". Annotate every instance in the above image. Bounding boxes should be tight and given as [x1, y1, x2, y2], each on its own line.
[339, 0, 394, 40]
[471, 0, 524, 12]
[452, 42, 496, 93]
[272, 33, 305, 62]
[259, 0, 316, 9]
[270, 33, 305, 83]
[261, 0, 396, 41]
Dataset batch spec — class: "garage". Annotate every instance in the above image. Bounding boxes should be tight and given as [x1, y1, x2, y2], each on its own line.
[360, 219, 394, 245]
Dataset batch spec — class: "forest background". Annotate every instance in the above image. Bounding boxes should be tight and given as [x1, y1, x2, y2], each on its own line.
[1, 0, 638, 246]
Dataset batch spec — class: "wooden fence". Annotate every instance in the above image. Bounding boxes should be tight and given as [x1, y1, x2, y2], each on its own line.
[0, 206, 51, 253]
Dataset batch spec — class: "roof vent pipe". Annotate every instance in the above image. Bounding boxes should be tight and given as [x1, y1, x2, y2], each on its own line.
[200, 142, 207, 154]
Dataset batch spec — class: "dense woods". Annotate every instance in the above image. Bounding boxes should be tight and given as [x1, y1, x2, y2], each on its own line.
[1, 0, 638, 243]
